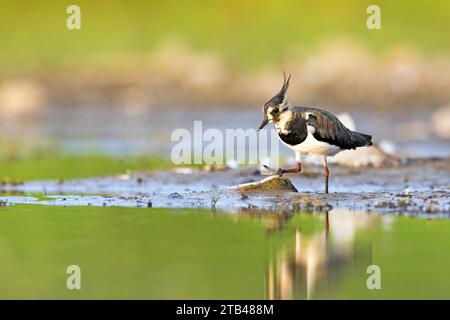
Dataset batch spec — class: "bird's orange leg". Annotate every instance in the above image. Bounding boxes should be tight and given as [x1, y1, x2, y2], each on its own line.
[264, 162, 302, 176]
[322, 156, 329, 194]
[280, 162, 302, 174]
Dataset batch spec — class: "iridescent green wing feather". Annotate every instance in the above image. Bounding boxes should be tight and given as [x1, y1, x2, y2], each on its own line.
[293, 106, 372, 149]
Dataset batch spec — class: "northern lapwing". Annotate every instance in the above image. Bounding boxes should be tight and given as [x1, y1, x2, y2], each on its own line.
[258, 74, 373, 193]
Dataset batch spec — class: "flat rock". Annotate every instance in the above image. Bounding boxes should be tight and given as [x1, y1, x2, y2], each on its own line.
[230, 176, 298, 193]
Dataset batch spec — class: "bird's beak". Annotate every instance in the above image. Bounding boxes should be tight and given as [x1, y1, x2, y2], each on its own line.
[258, 116, 269, 131]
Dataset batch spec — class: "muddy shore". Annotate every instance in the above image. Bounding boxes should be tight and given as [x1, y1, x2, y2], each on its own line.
[1, 158, 448, 216]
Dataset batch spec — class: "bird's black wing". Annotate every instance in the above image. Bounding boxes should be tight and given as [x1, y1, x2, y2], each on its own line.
[291, 106, 372, 150]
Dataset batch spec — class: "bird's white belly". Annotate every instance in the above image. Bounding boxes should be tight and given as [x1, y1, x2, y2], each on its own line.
[281, 131, 341, 157]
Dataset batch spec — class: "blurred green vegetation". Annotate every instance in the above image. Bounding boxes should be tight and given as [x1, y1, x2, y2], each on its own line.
[1, 0, 449, 72]
[0, 155, 172, 180]
[0, 206, 449, 299]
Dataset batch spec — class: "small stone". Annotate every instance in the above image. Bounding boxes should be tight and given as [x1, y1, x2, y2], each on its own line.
[168, 192, 183, 199]
[204, 164, 228, 172]
[240, 194, 249, 200]
[230, 176, 298, 194]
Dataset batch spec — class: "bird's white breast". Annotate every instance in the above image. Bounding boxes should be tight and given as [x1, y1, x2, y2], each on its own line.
[279, 126, 341, 157]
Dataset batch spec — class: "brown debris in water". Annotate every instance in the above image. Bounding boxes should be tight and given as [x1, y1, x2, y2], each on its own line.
[1, 179, 24, 186]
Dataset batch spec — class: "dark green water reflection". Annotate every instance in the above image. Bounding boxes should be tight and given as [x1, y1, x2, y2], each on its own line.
[0, 205, 449, 299]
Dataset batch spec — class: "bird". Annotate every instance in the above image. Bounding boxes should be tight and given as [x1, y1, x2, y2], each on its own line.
[258, 74, 373, 193]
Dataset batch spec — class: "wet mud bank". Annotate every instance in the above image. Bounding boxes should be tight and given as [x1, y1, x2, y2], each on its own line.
[1, 158, 449, 215]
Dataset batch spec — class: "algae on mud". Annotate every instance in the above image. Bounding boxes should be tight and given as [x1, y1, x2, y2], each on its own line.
[231, 176, 298, 194]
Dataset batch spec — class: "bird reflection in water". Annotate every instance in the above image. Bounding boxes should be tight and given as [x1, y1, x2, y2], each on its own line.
[259, 209, 377, 300]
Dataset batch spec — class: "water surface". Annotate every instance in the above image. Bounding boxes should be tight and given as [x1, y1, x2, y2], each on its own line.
[0, 205, 449, 299]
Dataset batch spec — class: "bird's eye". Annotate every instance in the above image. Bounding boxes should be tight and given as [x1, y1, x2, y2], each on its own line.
[272, 107, 279, 113]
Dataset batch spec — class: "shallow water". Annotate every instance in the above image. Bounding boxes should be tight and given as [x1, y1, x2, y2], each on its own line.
[0, 204, 449, 299]
[2, 106, 448, 158]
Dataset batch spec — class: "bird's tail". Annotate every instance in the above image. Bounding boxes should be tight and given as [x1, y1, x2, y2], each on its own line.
[351, 131, 373, 147]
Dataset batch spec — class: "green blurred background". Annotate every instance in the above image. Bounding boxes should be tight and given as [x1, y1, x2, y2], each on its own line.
[1, 0, 449, 71]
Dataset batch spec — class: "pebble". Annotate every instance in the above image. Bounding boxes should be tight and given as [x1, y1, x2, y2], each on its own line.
[168, 192, 183, 199]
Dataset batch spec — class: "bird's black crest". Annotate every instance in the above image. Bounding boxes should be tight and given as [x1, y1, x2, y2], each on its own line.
[264, 73, 291, 111]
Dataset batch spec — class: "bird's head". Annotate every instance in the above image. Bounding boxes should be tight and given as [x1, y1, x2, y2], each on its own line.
[258, 73, 291, 130]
